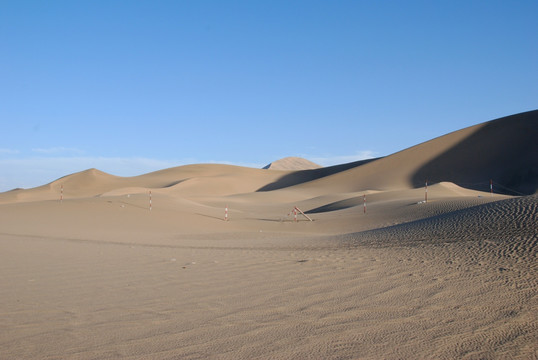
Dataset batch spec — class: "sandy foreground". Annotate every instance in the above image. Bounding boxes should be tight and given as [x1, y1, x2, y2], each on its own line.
[1, 112, 537, 359]
[0, 191, 536, 360]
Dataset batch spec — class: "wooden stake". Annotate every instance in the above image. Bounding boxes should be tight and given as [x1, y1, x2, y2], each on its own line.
[294, 206, 313, 222]
[425, 180, 428, 203]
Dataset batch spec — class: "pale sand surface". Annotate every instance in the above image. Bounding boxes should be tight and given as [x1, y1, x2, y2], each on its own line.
[0, 112, 536, 359]
[1, 192, 536, 359]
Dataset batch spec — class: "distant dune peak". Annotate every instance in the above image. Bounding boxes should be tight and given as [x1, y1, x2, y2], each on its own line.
[263, 157, 321, 171]
[53, 167, 115, 183]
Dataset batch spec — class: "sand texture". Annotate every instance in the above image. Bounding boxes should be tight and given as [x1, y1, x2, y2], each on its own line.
[0, 111, 537, 359]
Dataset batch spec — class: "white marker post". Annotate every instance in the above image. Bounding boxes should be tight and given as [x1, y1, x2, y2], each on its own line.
[363, 194, 366, 214]
[294, 207, 313, 222]
[224, 204, 228, 221]
[294, 207, 297, 222]
[425, 180, 428, 203]
[149, 190, 152, 211]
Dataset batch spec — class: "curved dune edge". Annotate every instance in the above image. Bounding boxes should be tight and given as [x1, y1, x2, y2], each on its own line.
[1, 110, 536, 205]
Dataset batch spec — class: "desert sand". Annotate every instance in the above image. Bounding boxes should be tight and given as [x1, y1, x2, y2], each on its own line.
[0, 110, 537, 359]
[263, 157, 322, 170]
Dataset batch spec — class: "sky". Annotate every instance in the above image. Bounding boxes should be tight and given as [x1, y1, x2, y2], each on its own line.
[0, 0, 537, 191]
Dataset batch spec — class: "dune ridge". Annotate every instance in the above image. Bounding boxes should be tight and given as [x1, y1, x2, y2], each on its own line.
[263, 156, 322, 170]
[269, 110, 537, 197]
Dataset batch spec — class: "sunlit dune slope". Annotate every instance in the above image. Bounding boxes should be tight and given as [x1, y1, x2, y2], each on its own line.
[0, 110, 536, 205]
[0, 164, 289, 204]
[271, 110, 537, 196]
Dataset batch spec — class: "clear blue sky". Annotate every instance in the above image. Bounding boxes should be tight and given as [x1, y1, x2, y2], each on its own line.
[1, 0, 536, 191]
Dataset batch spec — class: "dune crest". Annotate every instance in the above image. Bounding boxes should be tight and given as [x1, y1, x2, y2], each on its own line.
[274, 110, 537, 196]
[2, 110, 535, 203]
[263, 156, 321, 170]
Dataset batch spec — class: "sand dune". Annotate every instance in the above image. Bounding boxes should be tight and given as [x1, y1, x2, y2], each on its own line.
[0, 164, 286, 204]
[263, 156, 322, 170]
[0, 111, 536, 359]
[262, 110, 538, 197]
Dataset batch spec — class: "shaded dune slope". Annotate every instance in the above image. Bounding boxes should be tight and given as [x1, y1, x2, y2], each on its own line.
[412, 110, 538, 195]
[304, 182, 486, 214]
[263, 110, 538, 196]
[257, 158, 379, 191]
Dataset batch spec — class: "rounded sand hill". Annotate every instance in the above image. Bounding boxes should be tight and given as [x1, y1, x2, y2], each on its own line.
[263, 156, 321, 170]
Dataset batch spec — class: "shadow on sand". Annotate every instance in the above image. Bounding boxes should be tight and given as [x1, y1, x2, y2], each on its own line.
[411, 110, 538, 195]
[256, 158, 379, 192]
